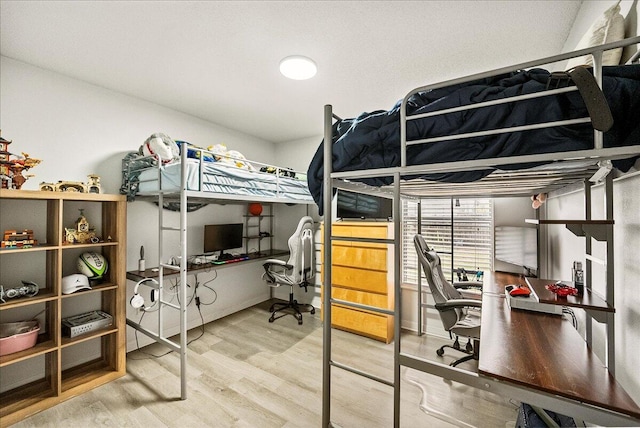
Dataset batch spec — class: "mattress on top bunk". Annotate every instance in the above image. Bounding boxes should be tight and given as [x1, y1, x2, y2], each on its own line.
[307, 65, 640, 215]
[137, 159, 313, 201]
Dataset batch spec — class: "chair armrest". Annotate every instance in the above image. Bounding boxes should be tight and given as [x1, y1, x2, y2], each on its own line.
[453, 281, 483, 289]
[435, 299, 482, 312]
[263, 259, 293, 270]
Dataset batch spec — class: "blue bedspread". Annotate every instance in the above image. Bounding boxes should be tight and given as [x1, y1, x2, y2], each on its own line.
[307, 65, 640, 215]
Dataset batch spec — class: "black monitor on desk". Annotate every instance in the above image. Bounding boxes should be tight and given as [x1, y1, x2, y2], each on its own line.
[204, 223, 243, 260]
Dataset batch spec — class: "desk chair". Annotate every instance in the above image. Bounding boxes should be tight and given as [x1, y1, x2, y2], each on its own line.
[414, 234, 482, 367]
[262, 216, 316, 325]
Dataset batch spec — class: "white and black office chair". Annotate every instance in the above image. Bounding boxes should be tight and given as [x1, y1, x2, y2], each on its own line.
[414, 234, 482, 367]
[262, 216, 316, 325]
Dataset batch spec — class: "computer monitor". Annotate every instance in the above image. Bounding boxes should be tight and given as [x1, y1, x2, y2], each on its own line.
[336, 190, 392, 220]
[204, 223, 243, 259]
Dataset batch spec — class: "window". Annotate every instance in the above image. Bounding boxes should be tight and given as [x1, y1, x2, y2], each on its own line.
[402, 198, 493, 284]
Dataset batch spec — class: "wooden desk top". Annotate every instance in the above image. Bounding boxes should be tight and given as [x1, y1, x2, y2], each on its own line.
[478, 272, 640, 419]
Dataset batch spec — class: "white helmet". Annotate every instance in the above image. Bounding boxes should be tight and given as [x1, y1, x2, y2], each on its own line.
[62, 274, 91, 295]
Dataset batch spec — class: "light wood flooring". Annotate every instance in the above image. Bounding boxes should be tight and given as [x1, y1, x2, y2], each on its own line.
[10, 300, 519, 427]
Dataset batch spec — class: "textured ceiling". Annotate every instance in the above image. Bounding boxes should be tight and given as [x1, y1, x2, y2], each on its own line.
[0, 1, 581, 143]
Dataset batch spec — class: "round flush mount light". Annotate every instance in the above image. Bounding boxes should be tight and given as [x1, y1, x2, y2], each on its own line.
[279, 55, 317, 80]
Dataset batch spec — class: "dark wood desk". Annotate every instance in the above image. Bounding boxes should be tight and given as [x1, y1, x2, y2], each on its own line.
[126, 249, 289, 281]
[478, 272, 640, 420]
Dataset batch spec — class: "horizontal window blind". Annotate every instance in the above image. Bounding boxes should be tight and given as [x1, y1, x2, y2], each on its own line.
[402, 198, 493, 284]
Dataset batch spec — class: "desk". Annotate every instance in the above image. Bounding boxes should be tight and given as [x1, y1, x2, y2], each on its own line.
[479, 272, 640, 421]
[126, 249, 289, 281]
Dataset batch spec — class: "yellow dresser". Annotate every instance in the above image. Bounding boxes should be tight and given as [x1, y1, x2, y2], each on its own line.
[321, 222, 394, 343]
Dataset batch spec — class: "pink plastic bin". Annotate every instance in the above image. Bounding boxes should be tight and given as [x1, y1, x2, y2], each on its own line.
[0, 321, 40, 356]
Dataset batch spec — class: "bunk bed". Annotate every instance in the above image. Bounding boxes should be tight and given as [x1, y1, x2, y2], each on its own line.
[319, 36, 640, 427]
[121, 142, 314, 400]
[122, 143, 313, 205]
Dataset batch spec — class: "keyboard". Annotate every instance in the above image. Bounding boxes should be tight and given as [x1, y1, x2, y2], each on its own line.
[212, 256, 249, 265]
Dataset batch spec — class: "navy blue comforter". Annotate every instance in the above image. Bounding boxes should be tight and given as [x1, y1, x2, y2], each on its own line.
[307, 65, 640, 215]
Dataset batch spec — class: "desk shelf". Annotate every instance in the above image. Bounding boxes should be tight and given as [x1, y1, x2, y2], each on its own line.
[126, 249, 289, 282]
[525, 277, 614, 313]
[525, 218, 613, 241]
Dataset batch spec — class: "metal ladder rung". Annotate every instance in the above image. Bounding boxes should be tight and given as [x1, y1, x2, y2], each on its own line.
[160, 300, 180, 310]
[160, 263, 181, 271]
[330, 360, 394, 387]
[330, 298, 395, 316]
[161, 226, 182, 232]
[331, 235, 393, 245]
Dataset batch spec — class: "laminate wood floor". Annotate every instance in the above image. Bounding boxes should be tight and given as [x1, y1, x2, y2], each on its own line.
[10, 300, 519, 427]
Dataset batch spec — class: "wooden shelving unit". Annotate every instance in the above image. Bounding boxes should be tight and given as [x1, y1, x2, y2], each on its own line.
[0, 189, 126, 426]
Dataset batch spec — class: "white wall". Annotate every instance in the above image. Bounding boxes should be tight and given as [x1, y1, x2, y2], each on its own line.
[0, 56, 297, 351]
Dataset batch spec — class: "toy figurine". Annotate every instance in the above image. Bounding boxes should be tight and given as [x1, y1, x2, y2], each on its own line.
[40, 174, 102, 193]
[64, 209, 100, 244]
[0, 131, 41, 190]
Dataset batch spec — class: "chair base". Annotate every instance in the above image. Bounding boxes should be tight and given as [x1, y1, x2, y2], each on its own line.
[268, 290, 315, 325]
[436, 337, 479, 367]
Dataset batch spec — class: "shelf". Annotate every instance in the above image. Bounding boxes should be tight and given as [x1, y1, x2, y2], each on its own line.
[0, 190, 126, 423]
[0, 291, 58, 309]
[525, 218, 614, 241]
[525, 277, 614, 313]
[60, 327, 118, 348]
[0, 378, 56, 420]
[0, 243, 58, 254]
[0, 338, 56, 367]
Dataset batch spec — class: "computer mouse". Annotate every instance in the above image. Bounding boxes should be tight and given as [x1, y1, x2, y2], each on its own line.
[508, 286, 531, 297]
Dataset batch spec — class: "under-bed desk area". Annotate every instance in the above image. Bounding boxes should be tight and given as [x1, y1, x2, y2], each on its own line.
[479, 272, 640, 426]
[315, 37, 640, 427]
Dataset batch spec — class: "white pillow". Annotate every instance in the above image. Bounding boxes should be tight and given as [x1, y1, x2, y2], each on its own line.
[566, 1, 625, 69]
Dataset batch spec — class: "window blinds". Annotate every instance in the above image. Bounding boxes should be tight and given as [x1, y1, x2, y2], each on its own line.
[402, 198, 493, 284]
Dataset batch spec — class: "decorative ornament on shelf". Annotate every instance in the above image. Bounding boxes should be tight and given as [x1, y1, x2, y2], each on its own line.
[64, 209, 100, 244]
[248, 202, 263, 216]
[0, 130, 42, 190]
[39, 174, 102, 193]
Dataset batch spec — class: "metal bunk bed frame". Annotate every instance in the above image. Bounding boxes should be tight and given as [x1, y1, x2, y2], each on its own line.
[322, 37, 640, 427]
[125, 146, 314, 401]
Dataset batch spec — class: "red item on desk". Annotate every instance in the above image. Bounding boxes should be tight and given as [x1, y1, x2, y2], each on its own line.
[546, 283, 578, 297]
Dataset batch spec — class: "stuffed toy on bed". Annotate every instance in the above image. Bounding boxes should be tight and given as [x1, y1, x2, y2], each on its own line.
[208, 143, 255, 170]
[139, 133, 180, 164]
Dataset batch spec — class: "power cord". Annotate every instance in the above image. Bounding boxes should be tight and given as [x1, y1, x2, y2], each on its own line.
[562, 306, 578, 329]
[130, 270, 219, 359]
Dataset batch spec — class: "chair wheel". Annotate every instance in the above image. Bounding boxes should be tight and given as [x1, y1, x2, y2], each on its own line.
[310, 308, 316, 314]
[269, 317, 274, 323]
[298, 320, 303, 325]
[436, 348, 445, 357]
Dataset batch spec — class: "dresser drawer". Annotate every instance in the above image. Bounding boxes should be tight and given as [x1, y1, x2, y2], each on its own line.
[330, 305, 393, 343]
[331, 287, 393, 309]
[330, 244, 387, 271]
[330, 265, 389, 294]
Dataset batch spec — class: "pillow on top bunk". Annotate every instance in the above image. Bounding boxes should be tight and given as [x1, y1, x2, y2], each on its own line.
[565, 0, 625, 70]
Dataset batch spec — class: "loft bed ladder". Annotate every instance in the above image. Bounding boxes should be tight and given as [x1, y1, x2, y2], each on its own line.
[126, 148, 190, 400]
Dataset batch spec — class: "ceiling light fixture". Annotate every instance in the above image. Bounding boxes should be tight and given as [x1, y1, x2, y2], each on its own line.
[279, 55, 317, 80]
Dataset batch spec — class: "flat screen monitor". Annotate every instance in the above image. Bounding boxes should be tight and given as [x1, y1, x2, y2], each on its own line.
[337, 190, 392, 220]
[204, 223, 243, 258]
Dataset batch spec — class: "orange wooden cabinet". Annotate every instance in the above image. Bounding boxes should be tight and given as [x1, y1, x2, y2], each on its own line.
[320, 222, 394, 343]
